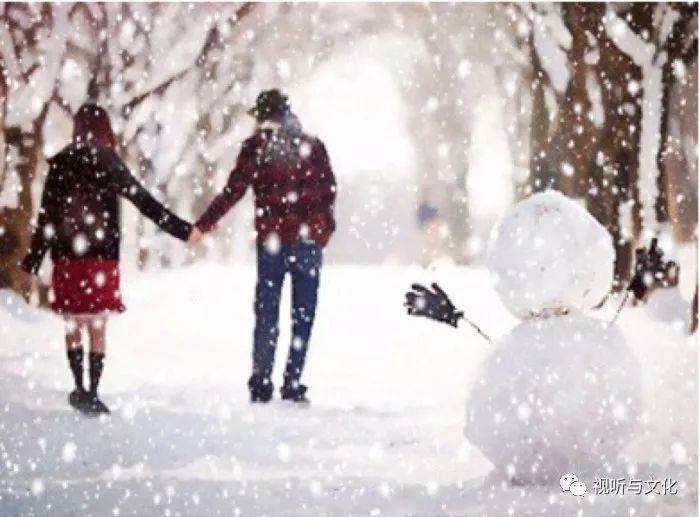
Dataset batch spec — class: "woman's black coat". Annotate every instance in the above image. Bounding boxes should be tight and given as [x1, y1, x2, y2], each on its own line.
[22, 145, 192, 274]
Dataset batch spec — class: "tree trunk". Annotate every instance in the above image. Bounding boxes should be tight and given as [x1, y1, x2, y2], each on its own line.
[0, 120, 44, 298]
[691, 284, 698, 334]
[135, 153, 156, 270]
[664, 59, 698, 242]
[555, 3, 600, 198]
[655, 63, 673, 225]
[529, 43, 553, 193]
[445, 156, 470, 263]
[589, 27, 644, 288]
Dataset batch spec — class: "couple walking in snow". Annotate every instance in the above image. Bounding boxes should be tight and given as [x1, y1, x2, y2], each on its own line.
[22, 89, 337, 414]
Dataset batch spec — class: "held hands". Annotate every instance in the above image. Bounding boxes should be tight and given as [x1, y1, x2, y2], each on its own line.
[187, 227, 203, 247]
[404, 282, 464, 328]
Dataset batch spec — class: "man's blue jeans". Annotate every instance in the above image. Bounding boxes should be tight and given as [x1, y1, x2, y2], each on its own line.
[252, 242, 323, 388]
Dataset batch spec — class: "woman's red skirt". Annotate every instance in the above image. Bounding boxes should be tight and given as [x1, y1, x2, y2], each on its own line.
[51, 259, 125, 315]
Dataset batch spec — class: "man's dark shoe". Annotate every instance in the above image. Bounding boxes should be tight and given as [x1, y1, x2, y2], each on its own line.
[248, 375, 274, 403]
[280, 383, 309, 404]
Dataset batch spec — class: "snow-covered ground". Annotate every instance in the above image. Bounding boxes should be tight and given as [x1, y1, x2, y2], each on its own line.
[0, 264, 697, 515]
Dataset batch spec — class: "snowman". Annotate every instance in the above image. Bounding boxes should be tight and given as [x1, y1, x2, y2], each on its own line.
[405, 190, 646, 485]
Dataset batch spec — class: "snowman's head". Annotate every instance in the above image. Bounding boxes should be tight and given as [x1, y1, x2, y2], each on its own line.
[487, 190, 614, 319]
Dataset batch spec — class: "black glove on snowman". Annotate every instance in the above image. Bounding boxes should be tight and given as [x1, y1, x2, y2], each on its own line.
[628, 238, 679, 301]
[404, 282, 464, 328]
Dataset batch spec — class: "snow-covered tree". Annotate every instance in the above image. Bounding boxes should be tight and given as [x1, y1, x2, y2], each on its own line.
[500, 2, 697, 286]
[0, 2, 696, 295]
[1, 3, 74, 296]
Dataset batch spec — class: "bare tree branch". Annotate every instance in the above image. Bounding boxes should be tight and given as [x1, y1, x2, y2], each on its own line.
[120, 2, 256, 117]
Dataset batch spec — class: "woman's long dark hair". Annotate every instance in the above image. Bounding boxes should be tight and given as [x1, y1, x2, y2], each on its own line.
[73, 103, 116, 149]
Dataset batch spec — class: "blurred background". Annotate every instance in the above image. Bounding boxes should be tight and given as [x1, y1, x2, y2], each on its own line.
[0, 2, 697, 298]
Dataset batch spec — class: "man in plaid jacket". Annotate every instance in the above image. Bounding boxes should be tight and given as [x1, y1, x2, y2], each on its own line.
[196, 89, 337, 404]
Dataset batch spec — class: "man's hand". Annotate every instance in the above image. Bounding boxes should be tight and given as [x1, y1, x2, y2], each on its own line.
[404, 282, 464, 327]
[187, 227, 203, 247]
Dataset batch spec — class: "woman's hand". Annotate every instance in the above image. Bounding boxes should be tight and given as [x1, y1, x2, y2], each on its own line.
[187, 227, 203, 247]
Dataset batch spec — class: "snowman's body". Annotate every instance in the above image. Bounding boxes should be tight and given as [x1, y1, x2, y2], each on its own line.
[466, 191, 644, 485]
[466, 314, 642, 484]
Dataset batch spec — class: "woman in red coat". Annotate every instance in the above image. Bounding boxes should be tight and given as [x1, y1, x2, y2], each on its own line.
[22, 104, 196, 415]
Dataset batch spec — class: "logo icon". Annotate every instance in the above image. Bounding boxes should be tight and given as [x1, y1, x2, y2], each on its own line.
[560, 473, 587, 496]
[570, 481, 587, 496]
